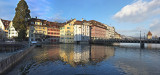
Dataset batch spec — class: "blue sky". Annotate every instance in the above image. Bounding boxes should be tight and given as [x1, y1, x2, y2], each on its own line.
[0, 0, 160, 37]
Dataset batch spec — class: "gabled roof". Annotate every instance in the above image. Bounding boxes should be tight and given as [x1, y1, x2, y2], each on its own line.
[89, 20, 107, 29]
[47, 21, 61, 27]
[74, 21, 83, 25]
[147, 31, 152, 35]
[28, 18, 47, 25]
[1, 19, 11, 30]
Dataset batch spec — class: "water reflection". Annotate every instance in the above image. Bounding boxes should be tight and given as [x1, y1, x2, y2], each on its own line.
[34, 44, 115, 67]
[34, 45, 60, 64]
[7, 44, 160, 75]
[91, 45, 115, 63]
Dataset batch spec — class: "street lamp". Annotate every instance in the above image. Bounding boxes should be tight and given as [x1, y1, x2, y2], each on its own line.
[140, 31, 141, 41]
[144, 33, 145, 40]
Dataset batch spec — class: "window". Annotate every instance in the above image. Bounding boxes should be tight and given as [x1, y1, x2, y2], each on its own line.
[40, 27, 41, 29]
[31, 22, 34, 24]
[67, 27, 70, 29]
[43, 27, 45, 29]
[31, 34, 33, 37]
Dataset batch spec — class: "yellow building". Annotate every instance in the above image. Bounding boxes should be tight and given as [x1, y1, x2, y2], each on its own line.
[147, 31, 152, 39]
[60, 19, 76, 43]
[114, 32, 121, 39]
[59, 44, 75, 67]
[28, 18, 48, 42]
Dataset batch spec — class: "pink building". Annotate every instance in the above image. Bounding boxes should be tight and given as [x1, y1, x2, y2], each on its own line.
[89, 20, 107, 40]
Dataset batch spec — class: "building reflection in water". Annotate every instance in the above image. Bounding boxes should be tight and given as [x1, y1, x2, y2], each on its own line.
[59, 44, 115, 67]
[34, 44, 115, 67]
[34, 45, 60, 64]
[59, 44, 75, 66]
[147, 44, 152, 49]
[74, 44, 90, 65]
[91, 45, 115, 63]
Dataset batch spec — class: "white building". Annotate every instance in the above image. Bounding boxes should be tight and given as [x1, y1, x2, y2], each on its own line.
[74, 20, 91, 43]
[0, 19, 10, 40]
[105, 24, 115, 39]
[74, 45, 90, 63]
[8, 22, 18, 39]
[8, 21, 31, 39]
[28, 26, 36, 42]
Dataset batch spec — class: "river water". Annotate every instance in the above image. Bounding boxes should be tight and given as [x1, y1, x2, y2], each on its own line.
[7, 44, 160, 75]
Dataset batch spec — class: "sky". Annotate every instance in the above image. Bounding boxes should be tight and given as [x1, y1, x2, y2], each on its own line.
[0, 0, 160, 37]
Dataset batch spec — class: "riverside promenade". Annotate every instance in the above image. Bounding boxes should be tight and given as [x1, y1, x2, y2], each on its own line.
[0, 41, 35, 74]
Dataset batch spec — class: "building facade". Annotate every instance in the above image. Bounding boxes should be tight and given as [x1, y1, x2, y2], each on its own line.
[147, 31, 152, 39]
[47, 22, 60, 43]
[0, 19, 10, 40]
[60, 19, 76, 43]
[105, 24, 115, 39]
[90, 20, 107, 41]
[74, 20, 90, 43]
[28, 18, 48, 42]
[114, 32, 121, 39]
[8, 22, 18, 39]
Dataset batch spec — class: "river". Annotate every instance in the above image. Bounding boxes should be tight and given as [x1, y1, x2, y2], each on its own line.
[6, 44, 160, 75]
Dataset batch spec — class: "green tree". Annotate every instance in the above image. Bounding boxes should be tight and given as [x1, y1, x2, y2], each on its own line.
[13, 0, 31, 40]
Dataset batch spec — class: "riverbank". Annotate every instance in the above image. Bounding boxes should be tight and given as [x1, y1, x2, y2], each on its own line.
[6, 44, 160, 75]
[0, 46, 35, 74]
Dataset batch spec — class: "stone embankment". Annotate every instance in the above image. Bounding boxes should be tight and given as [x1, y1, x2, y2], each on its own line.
[0, 46, 35, 74]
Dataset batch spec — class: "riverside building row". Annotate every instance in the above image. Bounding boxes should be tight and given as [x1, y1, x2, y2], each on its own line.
[0, 18, 121, 43]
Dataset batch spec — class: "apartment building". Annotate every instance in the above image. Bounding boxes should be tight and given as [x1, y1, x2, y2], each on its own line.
[47, 22, 60, 43]
[89, 20, 107, 41]
[8, 22, 18, 39]
[28, 18, 48, 42]
[0, 19, 10, 40]
[105, 24, 115, 39]
[74, 19, 91, 43]
[60, 19, 76, 43]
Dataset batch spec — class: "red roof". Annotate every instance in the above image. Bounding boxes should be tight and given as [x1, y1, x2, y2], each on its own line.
[28, 18, 47, 25]
[1, 19, 11, 30]
[147, 31, 152, 35]
[74, 21, 83, 25]
[89, 20, 107, 29]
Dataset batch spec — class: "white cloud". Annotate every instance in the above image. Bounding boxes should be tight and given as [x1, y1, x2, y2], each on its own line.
[149, 19, 160, 36]
[46, 13, 67, 23]
[113, 0, 160, 23]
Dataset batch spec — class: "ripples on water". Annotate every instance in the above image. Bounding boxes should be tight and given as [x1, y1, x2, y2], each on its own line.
[7, 44, 160, 75]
